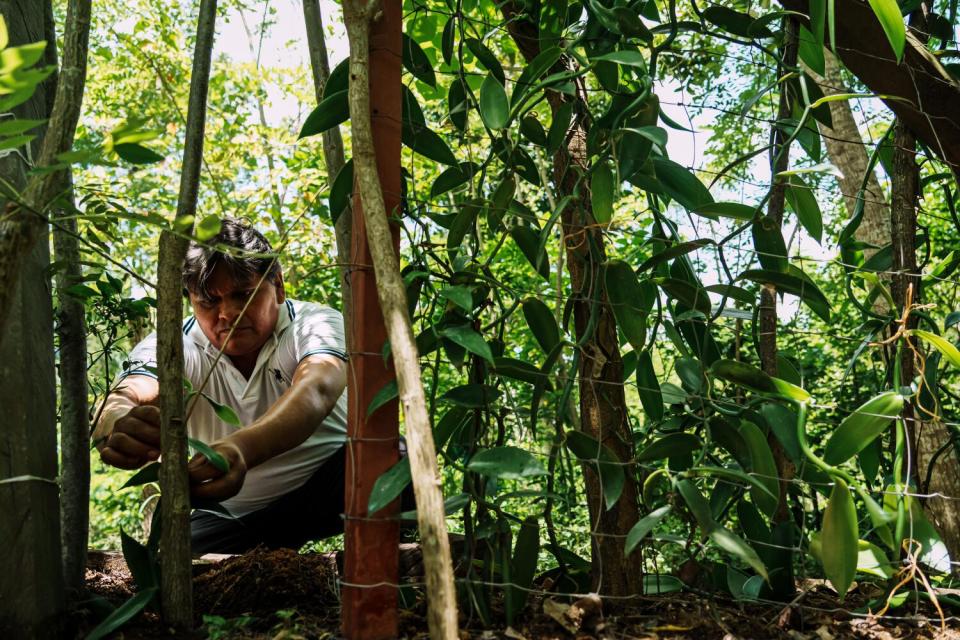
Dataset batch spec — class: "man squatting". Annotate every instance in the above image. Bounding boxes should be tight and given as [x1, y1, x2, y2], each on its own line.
[93, 218, 408, 554]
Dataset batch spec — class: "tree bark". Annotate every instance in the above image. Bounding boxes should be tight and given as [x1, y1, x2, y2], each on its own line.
[303, 0, 351, 334]
[0, 2, 68, 636]
[759, 17, 798, 600]
[501, 1, 643, 597]
[158, 0, 217, 627]
[341, 1, 459, 637]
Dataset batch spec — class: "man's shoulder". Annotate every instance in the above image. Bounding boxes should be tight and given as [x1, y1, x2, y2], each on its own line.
[285, 299, 343, 325]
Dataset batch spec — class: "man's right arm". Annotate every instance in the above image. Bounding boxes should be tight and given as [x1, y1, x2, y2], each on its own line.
[93, 375, 162, 470]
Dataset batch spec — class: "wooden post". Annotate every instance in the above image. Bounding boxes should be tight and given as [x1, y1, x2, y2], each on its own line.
[341, 0, 402, 637]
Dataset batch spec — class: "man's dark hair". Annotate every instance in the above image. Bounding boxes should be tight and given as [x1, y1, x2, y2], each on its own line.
[182, 217, 281, 298]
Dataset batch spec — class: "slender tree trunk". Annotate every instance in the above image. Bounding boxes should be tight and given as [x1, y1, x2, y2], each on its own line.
[501, 2, 642, 597]
[342, 1, 458, 637]
[303, 0, 350, 315]
[759, 17, 798, 600]
[158, 0, 217, 627]
[54, 171, 89, 603]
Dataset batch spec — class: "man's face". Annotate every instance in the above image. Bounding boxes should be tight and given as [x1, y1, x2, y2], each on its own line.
[188, 264, 285, 358]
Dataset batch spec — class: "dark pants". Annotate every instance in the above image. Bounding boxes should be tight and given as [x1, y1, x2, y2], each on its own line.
[191, 445, 414, 555]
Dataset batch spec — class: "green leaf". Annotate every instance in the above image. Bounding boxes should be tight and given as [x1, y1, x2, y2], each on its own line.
[431, 162, 477, 198]
[443, 384, 500, 408]
[591, 163, 615, 224]
[367, 380, 399, 416]
[638, 240, 713, 272]
[195, 214, 222, 242]
[402, 120, 458, 165]
[0, 41, 47, 74]
[479, 74, 509, 130]
[368, 458, 411, 514]
[298, 90, 349, 139]
[506, 517, 540, 623]
[493, 357, 546, 386]
[85, 587, 158, 640]
[711, 359, 811, 403]
[797, 25, 826, 76]
[823, 391, 903, 465]
[605, 260, 648, 351]
[591, 50, 647, 69]
[702, 6, 758, 38]
[751, 215, 788, 272]
[657, 278, 711, 315]
[546, 101, 573, 155]
[467, 446, 546, 480]
[539, 0, 567, 49]
[785, 177, 823, 243]
[187, 437, 229, 473]
[737, 269, 831, 322]
[643, 575, 684, 594]
[566, 431, 626, 510]
[513, 46, 563, 108]
[201, 393, 241, 427]
[0, 118, 43, 136]
[625, 505, 672, 556]
[636, 433, 701, 462]
[448, 79, 469, 132]
[709, 527, 769, 582]
[401, 32, 436, 87]
[522, 298, 560, 354]
[693, 202, 756, 221]
[441, 17, 455, 66]
[114, 143, 164, 165]
[328, 159, 353, 223]
[676, 479, 716, 531]
[911, 329, 960, 367]
[439, 285, 473, 312]
[688, 466, 779, 506]
[441, 324, 493, 363]
[466, 38, 505, 85]
[651, 157, 713, 211]
[738, 421, 780, 518]
[323, 58, 349, 98]
[636, 350, 664, 422]
[865, 0, 905, 62]
[121, 461, 161, 490]
[821, 478, 859, 598]
[120, 528, 157, 591]
[510, 226, 550, 280]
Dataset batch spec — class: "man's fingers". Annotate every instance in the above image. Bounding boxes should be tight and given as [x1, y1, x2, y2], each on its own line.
[114, 416, 161, 448]
[128, 404, 161, 426]
[106, 432, 159, 461]
[99, 446, 143, 470]
[191, 471, 244, 501]
[188, 457, 224, 484]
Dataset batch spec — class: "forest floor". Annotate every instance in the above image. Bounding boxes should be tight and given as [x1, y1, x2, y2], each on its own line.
[79, 548, 960, 640]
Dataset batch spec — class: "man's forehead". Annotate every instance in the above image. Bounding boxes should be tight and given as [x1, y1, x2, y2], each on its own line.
[197, 268, 261, 298]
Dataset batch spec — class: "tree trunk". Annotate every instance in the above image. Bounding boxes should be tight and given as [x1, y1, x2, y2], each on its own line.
[0, 1, 68, 636]
[158, 0, 217, 627]
[759, 17, 798, 600]
[805, 52, 889, 254]
[342, 1, 459, 637]
[501, 2, 642, 597]
[303, 0, 351, 334]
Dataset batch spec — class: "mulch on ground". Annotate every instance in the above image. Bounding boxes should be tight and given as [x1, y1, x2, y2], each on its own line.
[79, 549, 960, 639]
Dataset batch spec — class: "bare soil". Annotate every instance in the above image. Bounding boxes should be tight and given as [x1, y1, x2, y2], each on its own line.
[78, 549, 960, 639]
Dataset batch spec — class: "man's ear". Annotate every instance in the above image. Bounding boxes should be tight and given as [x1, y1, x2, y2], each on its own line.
[274, 272, 286, 303]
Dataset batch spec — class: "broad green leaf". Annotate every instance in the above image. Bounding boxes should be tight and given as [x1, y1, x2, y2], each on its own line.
[195, 214, 222, 242]
[751, 215, 788, 272]
[467, 446, 546, 480]
[466, 38, 505, 84]
[737, 269, 831, 322]
[506, 517, 540, 623]
[402, 120, 458, 165]
[431, 162, 477, 198]
[0, 118, 43, 136]
[702, 6, 758, 38]
[0, 41, 48, 75]
[591, 49, 647, 69]
[657, 278, 711, 315]
[709, 527, 769, 581]
[605, 260, 648, 351]
[823, 391, 903, 465]
[511, 226, 550, 280]
[797, 25, 826, 76]
[201, 392, 241, 427]
[760, 402, 802, 463]
[546, 102, 573, 155]
[367, 380, 399, 416]
[120, 528, 157, 591]
[785, 177, 823, 243]
[614, 7, 654, 40]
[821, 478, 859, 598]
[566, 431, 626, 510]
[519, 115, 547, 146]
[539, 0, 567, 49]
[692, 201, 756, 221]
[368, 458, 411, 514]
[710, 359, 812, 403]
[439, 285, 473, 312]
[188, 437, 229, 473]
[911, 329, 960, 367]
[651, 157, 714, 211]
[739, 421, 780, 518]
[121, 461, 161, 490]
[401, 32, 436, 87]
[522, 298, 560, 354]
[479, 74, 509, 130]
[636, 350, 663, 422]
[114, 143, 164, 165]
[328, 159, 353, 223]
[625, 505, 672, 556]
[298, 90, 349, 139]
[447, 79, 468, 132]
[323, 58, 349, 98]
[440, 325, 494, 363]
[642, 575, 684, 594]
[676, 479, 716, 531]
[513, 46, 563, 108]
[688, 467, 779, 507]
[591, 163, 614, 224]
[443, 383, 500, 408]
[85, 587, 158, 640]
[493, 357, 546, 386]
[636, 433, 701, 462]
[865, 0, 905, 61]
[441, 17, 455, 66]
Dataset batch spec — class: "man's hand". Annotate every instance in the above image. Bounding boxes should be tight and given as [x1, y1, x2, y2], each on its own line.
[188, 440, 248, 501]
[97, 405, 162, 470]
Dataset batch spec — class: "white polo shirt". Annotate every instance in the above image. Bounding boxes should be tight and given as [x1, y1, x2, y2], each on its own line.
[120, 299, 348, 517]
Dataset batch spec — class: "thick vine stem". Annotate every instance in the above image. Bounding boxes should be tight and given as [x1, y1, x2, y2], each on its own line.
[341, 2, 459, 638]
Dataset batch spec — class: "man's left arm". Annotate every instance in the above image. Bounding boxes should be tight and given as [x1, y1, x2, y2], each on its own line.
[189, 354, 347, 500]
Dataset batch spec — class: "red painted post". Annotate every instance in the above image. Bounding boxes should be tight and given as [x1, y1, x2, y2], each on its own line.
[341, 0, 402, 638]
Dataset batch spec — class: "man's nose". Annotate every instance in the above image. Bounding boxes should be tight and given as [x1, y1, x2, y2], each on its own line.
[218, 299, 244, 323]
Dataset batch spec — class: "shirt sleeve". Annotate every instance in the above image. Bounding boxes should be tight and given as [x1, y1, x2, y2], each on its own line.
[292, 303, 348, 364]
[117, 328, 204, 386]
